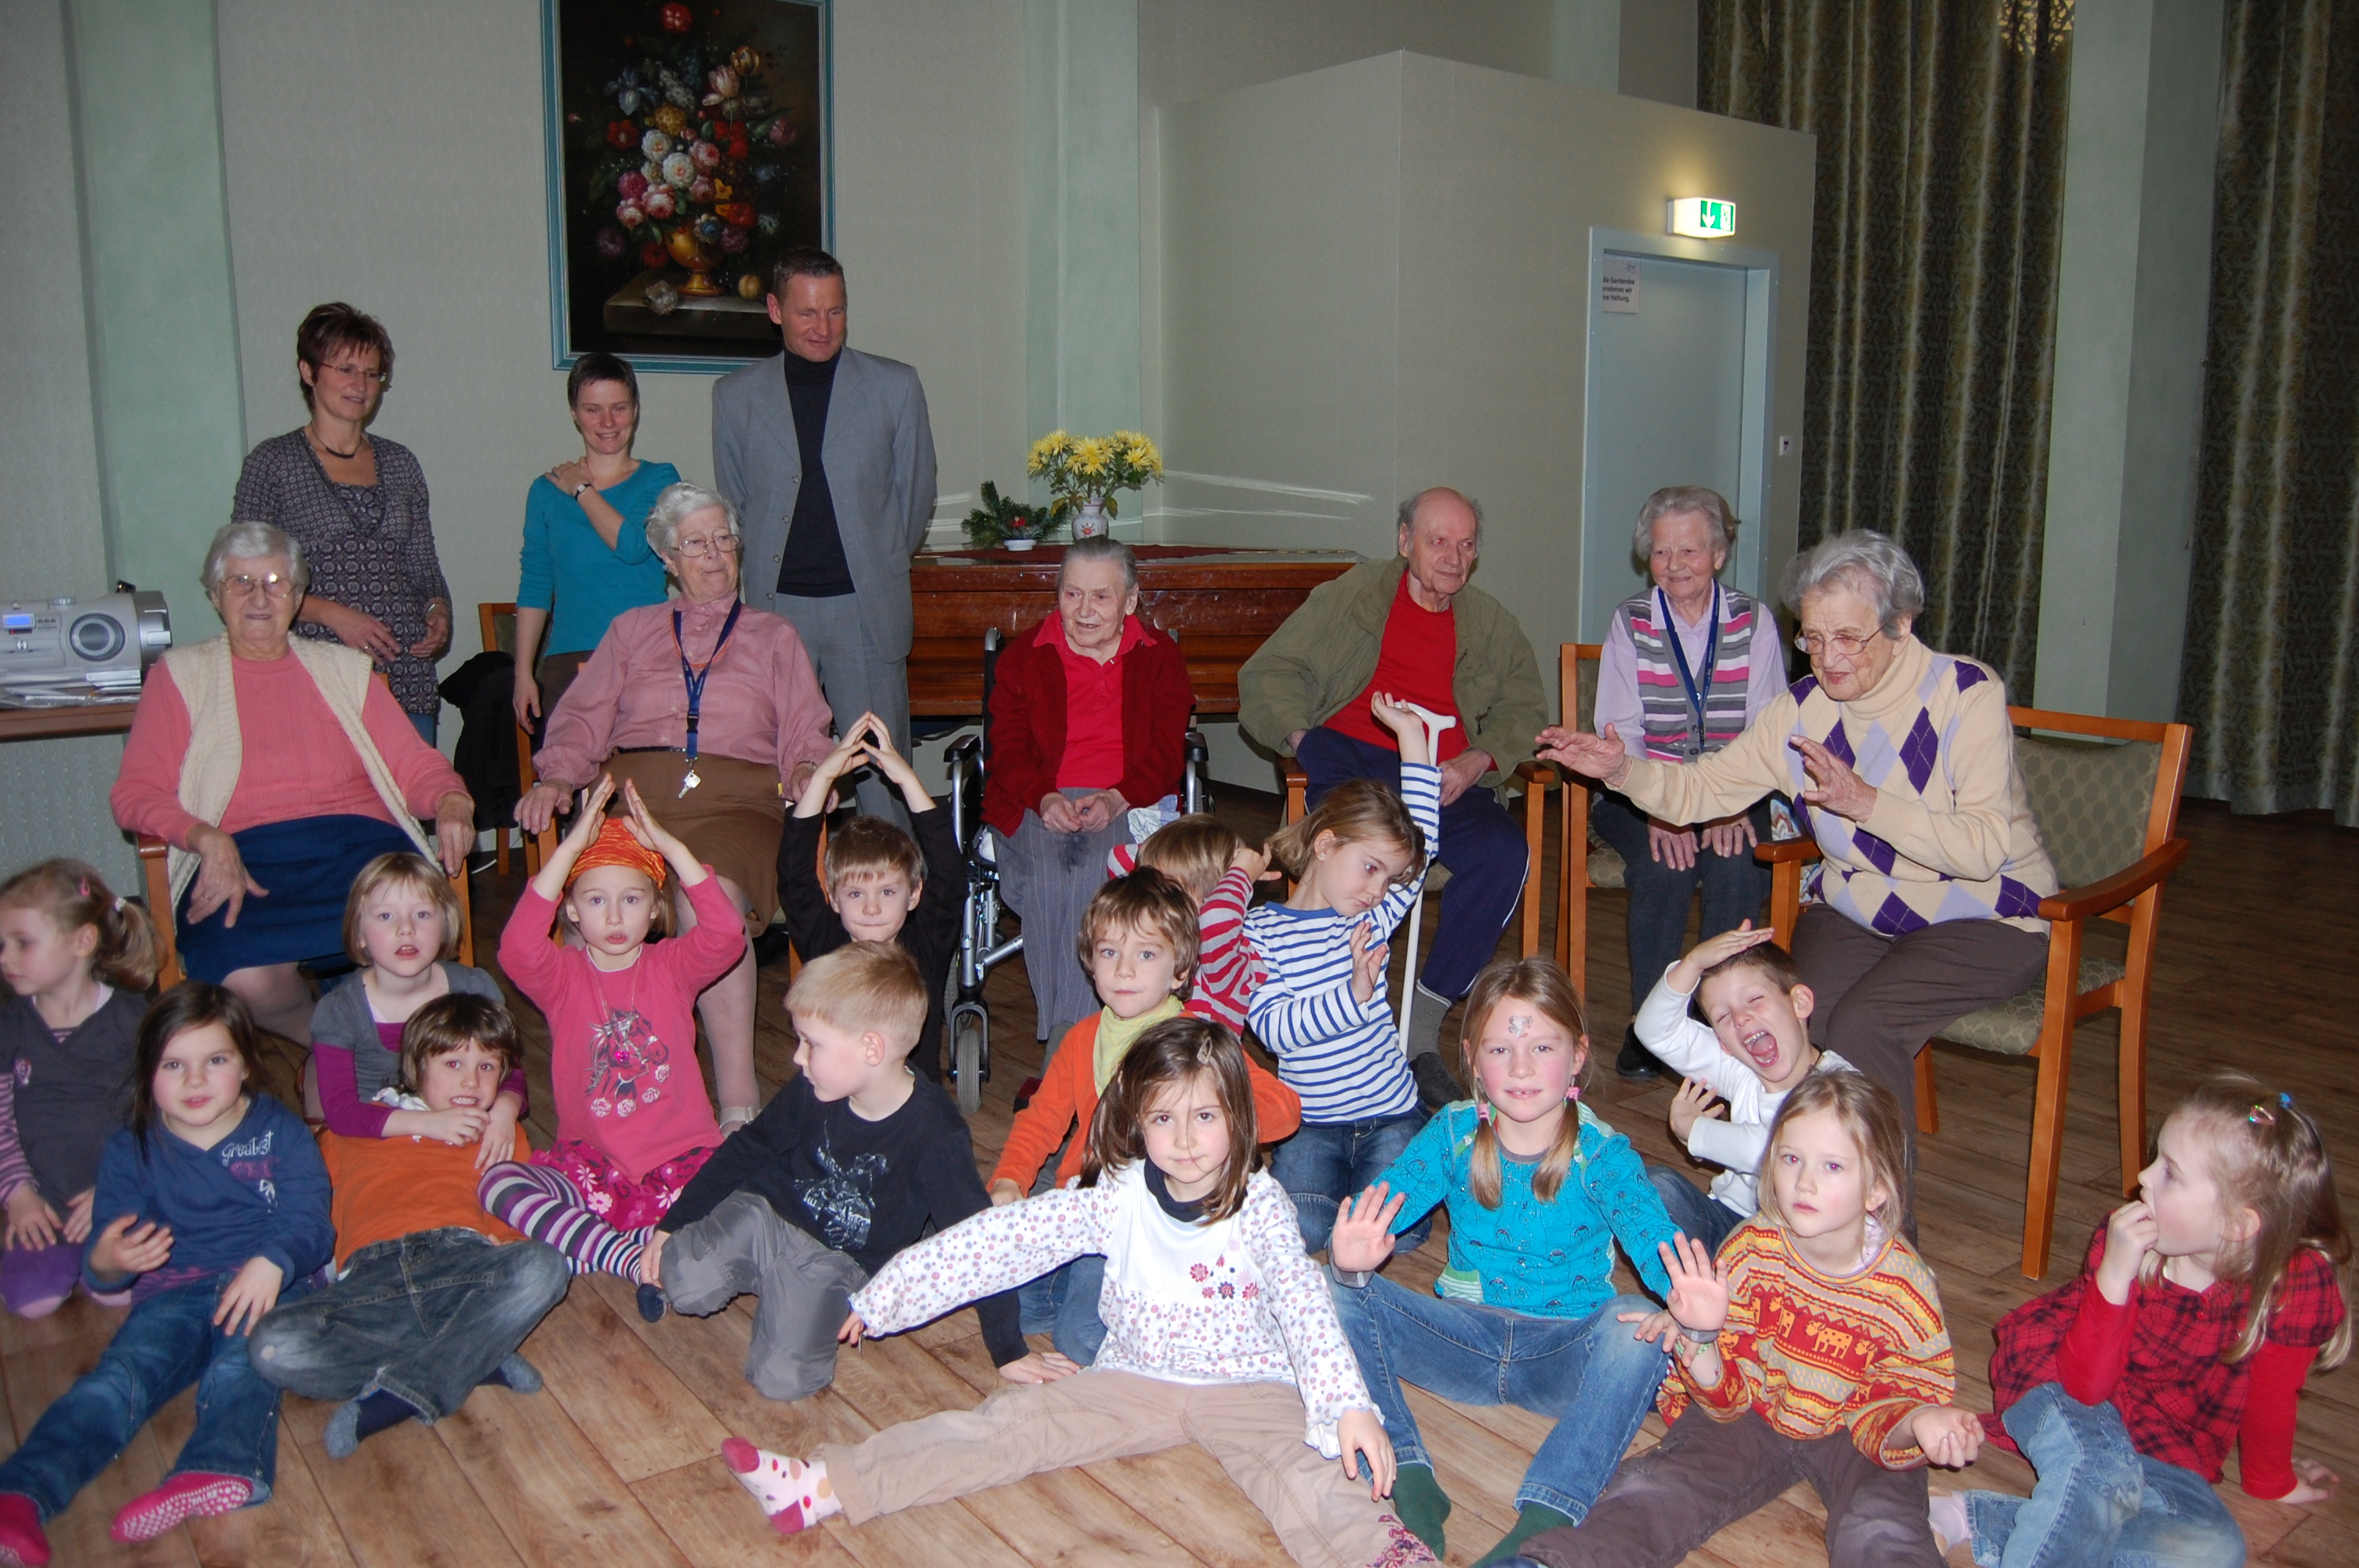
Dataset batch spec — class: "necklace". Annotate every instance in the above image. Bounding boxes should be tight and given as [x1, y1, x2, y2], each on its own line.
[309, 426, 363, 462]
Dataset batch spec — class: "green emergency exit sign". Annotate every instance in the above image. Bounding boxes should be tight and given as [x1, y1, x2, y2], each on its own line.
[1668, 198, 1737, 238]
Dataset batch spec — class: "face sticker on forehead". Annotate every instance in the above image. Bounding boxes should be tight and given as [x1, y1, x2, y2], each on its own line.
[1505, 1013, 1532, 1036]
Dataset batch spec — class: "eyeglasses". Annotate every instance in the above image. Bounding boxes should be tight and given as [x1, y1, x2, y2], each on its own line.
[314, 361, 387, 385]
[220, 572, 296, 601]
[671, 534, 742, 559]
[1794, 630, 1874, 658]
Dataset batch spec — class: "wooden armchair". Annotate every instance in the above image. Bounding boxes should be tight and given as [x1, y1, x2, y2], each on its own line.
[139, 833, 474, 989]
[1550, 644, 1616, 990]
[478, 602, 541, 877]
[1757, 706, 2193, 1278]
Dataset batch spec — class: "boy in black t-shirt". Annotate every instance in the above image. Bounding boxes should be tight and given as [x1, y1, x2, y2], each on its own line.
[643, 944, 1043, 1400]
[775, 713, 961, 1083]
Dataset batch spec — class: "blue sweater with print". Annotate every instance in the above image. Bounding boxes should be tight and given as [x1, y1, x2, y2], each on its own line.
[85, 1094, 333, 1299]
[1379, 1101, 1677, 1319]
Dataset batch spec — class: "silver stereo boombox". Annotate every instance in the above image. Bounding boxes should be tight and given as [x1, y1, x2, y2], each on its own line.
[0, 589, 173, 699]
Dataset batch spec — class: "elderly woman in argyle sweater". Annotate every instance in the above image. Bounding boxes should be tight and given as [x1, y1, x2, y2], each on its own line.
[1540, 529, 2056, 1134]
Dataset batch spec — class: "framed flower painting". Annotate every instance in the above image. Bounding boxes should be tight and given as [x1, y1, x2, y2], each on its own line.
[542, 0, 830, 372]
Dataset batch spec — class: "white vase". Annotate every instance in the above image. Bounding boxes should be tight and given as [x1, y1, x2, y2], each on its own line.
[1072, 498, 1109, 539]
[1004, 537, 1037, 552]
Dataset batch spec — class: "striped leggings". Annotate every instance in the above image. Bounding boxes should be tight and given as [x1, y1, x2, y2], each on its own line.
[476, 1163, 654, 1279]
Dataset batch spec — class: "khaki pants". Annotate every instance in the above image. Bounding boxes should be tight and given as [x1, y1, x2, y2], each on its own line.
[819, 1369, 1432, 1568]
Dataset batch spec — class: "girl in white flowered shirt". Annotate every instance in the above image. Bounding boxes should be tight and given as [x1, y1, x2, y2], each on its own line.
[718, 1016, 1437, 1568]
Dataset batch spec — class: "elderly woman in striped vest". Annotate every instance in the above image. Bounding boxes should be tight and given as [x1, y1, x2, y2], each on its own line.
[1590, 488, 1790, 1080]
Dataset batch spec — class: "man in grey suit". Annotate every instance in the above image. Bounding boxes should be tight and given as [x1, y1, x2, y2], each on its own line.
[712, 246, 937, 822]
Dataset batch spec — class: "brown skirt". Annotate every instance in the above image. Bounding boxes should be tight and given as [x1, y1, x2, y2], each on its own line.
[598, 751, 785, 930]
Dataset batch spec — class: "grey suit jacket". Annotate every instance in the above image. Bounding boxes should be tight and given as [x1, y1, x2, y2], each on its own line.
[710, 346, 938, 659]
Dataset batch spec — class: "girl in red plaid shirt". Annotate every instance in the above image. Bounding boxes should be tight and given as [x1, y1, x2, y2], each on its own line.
[1933, 1073, 2350, 1566]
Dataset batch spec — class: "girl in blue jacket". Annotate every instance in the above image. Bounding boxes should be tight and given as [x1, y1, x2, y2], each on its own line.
[0, 982, 333, 1566]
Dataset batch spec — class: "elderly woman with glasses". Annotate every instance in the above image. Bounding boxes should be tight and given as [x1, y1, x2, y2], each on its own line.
[1540, 529, 2057, 1134]
[112, 523, 474, 1040]
[231, 302, 453, 743]
[517, 481, 832, 1132]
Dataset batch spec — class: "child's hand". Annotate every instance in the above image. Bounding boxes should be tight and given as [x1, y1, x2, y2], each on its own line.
[412, 1105, 490, 1149]
[999, 1349, 1081, 1385]
[1657, 1232, 1731, 1335]
[4, 1186, 60, 1250]
[63, 1188, 96, 1246]
[1348, 919, 1389, 1007]
[1906, 1405, 1986, 1468]
[533, 775, 617, 897]
[1330, 1184, 1405, 1272]
[213, 1256, 285, 1337]
[988, 1178, 1023, 1207]
[2095, 1200, 2159, 1305]
[618, 779, 705, 884]
[89, 1214, 173, 1279]
[1336, 1408, 1395, 1499]
[1666, 921, 1776, 993]
[838, 1310, 868, 1347]
[859, 717, 934, 809]
[795, 726, 871, 816]
[2278, 1457, 2340, 1506]
[474, 1098, 522, 1172]
[1368, 691, 1438, 766]
[638, 1229, 670, 1287]
[1230, 841, 1275, 882]
[1668, 1078, 1725, 1142]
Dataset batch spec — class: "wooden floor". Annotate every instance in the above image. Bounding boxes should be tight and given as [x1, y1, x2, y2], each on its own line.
[9, 793, 2357, 1567]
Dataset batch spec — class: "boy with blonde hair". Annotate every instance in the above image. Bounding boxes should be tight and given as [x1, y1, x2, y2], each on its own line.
[644, 944, 1037, 1399]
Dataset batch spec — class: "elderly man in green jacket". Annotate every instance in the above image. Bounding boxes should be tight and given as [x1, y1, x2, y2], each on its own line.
[1239, 487, 1548, 1109]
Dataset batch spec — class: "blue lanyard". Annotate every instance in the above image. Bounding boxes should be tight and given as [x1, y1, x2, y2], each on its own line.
[673, 601, 744, 766]
[1658, 585, 1720, 746]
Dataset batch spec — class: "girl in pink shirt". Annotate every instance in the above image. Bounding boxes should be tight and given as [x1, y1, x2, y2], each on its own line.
[478, 779, 743, 1313]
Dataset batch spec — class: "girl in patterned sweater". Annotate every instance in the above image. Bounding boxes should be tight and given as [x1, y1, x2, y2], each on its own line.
[1503, 1071, 1979, 1568]
[719, 1016, 1435, 1568]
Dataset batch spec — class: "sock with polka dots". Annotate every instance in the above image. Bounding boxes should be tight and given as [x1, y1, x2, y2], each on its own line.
[721, 1439, 841, 1534]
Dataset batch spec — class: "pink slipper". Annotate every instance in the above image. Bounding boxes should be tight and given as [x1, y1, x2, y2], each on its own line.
[0, 1494, 49, 1566]
[110, 1473, 256, 1541]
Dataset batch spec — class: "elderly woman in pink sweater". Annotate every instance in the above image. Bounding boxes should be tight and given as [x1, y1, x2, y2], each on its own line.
[112, 522, 471, 1042]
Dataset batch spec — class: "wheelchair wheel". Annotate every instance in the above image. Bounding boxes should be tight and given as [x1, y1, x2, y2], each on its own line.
[950, 1007, 987, 1116]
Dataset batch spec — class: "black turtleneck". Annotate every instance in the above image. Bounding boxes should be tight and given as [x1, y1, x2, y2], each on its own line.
[776, 349, 854, 597]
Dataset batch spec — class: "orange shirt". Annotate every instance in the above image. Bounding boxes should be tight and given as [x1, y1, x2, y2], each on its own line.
[319, 1125, 529, 1269]
[990, 1010, 1303, 1192]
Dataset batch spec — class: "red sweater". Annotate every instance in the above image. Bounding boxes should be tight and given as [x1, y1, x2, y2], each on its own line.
[982, 615, 1194, 837]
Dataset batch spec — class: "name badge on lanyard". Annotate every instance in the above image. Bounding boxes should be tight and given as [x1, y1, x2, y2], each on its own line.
[674, 601, 745, 796]
[1659, 585, 1720, 759]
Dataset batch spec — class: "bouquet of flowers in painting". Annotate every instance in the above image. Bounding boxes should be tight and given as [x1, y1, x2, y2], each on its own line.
[573, 2, 799, 305]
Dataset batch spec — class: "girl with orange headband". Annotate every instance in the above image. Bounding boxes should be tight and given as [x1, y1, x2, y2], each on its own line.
[476, 777, 746, 1318]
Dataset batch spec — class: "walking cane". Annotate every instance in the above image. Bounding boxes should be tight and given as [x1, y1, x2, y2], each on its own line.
[1390, 700, 1456, 1054]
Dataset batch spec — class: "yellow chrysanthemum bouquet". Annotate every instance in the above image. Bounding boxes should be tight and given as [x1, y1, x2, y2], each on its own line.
[1026, 429, 1163, 537]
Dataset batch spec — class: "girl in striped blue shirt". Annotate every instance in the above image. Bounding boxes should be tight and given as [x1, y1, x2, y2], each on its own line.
[1249, 692, 1441, 1254]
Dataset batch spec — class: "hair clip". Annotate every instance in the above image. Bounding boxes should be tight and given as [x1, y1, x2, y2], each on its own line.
[1566, 1081, 1581, 1103]
[76, 877, 89, 898]
[2247, 1099, 2281, 1127]
[1475, 1100, 1493, 1128]
[111, 896, 125, 913]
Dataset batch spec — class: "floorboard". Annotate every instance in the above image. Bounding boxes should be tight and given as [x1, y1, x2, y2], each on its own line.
[4, 793, 2353, 1566]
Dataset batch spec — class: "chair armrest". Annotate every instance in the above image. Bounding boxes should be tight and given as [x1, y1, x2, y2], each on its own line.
[2037, 838, 2190, 924]
[1183, 728, 1209, 760]
[1514, 760, 1560, 789]
[1754, 838, 1823, 865]
[945, 733, 981, 765]
[136, 833, 168, 862]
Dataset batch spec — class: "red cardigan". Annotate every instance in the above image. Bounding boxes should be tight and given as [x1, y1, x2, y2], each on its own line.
[983, 615, 1194, 836]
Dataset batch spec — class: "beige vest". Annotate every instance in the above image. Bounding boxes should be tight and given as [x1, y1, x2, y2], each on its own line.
[162, 637, 434, 906]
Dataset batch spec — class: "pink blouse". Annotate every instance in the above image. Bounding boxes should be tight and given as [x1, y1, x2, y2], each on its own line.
[533, 597, 832, 790]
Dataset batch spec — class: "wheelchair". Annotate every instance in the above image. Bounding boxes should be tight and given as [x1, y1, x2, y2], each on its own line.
[939, 626, 1211, 1114]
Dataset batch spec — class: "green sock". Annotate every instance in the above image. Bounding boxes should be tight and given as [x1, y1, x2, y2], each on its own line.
[1475, 1504, 1575, 1566]
[1390, 1463, 1452, 1555]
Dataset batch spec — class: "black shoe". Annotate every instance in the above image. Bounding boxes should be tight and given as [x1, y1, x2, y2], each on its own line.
[1616, 1030, 1666, 1082]
[637, 1283, 668, 1323]
[1411, 1051, 1461, 1111]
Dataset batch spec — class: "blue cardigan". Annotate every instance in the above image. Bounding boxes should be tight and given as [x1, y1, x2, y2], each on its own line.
[517, 460, 679, 655]
[85, 1094, 333, 1298]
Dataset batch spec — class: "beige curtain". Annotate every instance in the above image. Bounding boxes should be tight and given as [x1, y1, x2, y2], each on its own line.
[1700, 1, 2074, 695]
[2179, 0, 2359, 826]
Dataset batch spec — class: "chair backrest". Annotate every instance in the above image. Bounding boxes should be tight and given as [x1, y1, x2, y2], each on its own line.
[2006, 708, 2192, 890]
[479, 602, 517, 658]
[1559, 642, 1604, 730]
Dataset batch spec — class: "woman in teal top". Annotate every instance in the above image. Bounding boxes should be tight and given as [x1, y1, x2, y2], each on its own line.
[512, 352, 678, 732]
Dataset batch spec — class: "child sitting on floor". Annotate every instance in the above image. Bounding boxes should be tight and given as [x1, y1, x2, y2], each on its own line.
[250, 993, 569, 1458]
[0, 983, 333, 1564]
[1932, 1073, 2348, 1566]
[1633, 923, 1856, 1254]
[720, 1016, 1436, 1568]
[309, 851, 518, 1162]
[478, 776, 743, 1312]
[776, 712, 961, 1083]
[642, 942, 1038, 1398]
[1503, 1072, 1979, 1568]
[1108, 812, 1270, 1030]
[989, 870, 1301, 1365]
[0, 859, 159, 1319]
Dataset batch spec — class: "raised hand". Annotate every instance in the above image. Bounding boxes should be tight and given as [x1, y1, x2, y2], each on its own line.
[1369, 691, 1442, 768]
[1788, 735, 1877, 822]
[1230, 841, 1277, 882]
[619, 779, 703, 884]
[1536, 724, 1631, 785]
[1330, 1183, 1407, 1272]
[796, 722, 874, 816]
[1668, 1078, 1725, 1142]
[1348, 918, 1390, 1007]
[1656, 1232, 1731, 1336]
[1667, 920, 1776, 993]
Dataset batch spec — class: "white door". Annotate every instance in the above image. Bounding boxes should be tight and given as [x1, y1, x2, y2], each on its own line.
[1579, 251, 1758, 641]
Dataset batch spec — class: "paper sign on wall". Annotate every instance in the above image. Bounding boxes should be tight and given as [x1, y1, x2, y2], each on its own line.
[1600, 256, 1640, 314]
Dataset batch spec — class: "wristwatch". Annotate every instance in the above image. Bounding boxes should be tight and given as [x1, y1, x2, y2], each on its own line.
[1681, 1324, 1719, 1343]
[572, 480, 593, 499]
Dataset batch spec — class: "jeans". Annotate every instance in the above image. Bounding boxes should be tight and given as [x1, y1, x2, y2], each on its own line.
[1965, 1384, 2245, 1568]
[0, 1272, 312, 1519]
[407, 709, 438, 746]
[1331, 1276, 1668, 1519]
[1296, 727, 1528, 1000]
[1017, 1253, 1109, 1366]
[1270, 1110, 1431, 1254]
[1645, 1166, 1741, 1258]
[1589, 793, 1772, 1024]
[250, 1230, 569, 1422]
